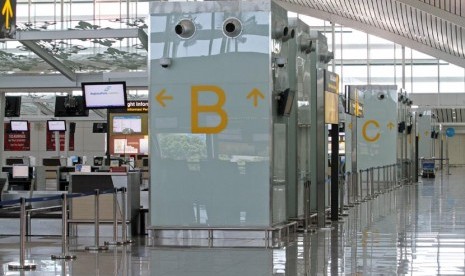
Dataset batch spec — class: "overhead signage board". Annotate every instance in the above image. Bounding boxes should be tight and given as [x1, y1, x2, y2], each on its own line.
[324, 70, 339, 124]
[0, 0, 15, 39]
[345, 85, 364, 117]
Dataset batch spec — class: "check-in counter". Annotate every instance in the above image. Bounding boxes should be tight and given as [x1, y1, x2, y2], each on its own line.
[68, 172, 140, 235]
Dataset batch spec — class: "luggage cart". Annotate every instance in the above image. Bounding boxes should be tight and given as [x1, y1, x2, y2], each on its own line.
[421, 158, 435, 178]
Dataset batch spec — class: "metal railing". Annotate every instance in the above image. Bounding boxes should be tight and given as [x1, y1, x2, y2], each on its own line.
[0, 188, 131, 271]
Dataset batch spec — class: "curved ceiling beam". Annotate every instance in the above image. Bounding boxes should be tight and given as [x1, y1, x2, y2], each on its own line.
[277, 1, 465, 68]
[395, 0, 465, 28]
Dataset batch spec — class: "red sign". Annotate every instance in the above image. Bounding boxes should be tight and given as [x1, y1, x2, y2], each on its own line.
[46, 130, 65, 151]
[4, 123, 30, 151]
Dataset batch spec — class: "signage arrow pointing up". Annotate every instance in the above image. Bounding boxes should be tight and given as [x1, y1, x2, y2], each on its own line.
[246, 88, 264, 107]
[156, 89, 173, 108]
[2, 0, 13, 30]
[387, 122, 395, 130]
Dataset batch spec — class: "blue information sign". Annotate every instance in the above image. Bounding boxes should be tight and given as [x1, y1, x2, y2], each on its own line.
[446, 127, 455, 137]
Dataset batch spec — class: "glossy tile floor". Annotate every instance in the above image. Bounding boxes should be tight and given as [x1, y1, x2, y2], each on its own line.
[1, 168, 465, 275]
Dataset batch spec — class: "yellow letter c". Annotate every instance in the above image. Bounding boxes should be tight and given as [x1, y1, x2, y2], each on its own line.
[362, 120, 380, 142]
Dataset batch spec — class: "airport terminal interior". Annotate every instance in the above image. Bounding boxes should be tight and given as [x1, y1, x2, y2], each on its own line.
[0, 0, 465, 275]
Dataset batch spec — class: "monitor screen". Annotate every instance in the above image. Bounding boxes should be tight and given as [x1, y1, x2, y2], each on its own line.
[6, 158, 24, 165]
[10, 120, 28, 132]
[54, 96, 89, 117]
[43, 158, 61, 166]
[48, 120, 66, 131]
[12, 165, 29, 179]
[82, 81, 127, 109]
[80, 165, 91, 173]
[109, 159, 120, 167]
[92, 122, 107, 133]
[5, 96, 21, 117]
[277, 89, 295, 116]
[112, 115, 142, 134]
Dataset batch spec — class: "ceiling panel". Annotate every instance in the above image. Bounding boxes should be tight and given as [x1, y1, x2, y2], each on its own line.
[277, 0, 465, 67]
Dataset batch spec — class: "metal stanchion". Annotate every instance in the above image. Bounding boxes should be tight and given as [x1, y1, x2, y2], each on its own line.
[8, 198, 37, 270]
[340, 173, 349, 216]
[105, 188, 123, 246]
[52, 194, 76, 260]
[121, 187, 133, 244]
[376, 167, 381, 195]
[85, 189, 109, 251]
[360, 169, 367, 202]
[346, 172, 353, 207]
[303, 180, 310, 231]
[370, 168, 375, 198]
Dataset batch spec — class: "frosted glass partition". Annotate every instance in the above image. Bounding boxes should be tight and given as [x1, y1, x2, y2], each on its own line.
[149, 1, 290, 228]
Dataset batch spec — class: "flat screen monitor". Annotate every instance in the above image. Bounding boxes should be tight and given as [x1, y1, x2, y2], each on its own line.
[54, 96, 89, 117]
[12, 165, 29, 179]
[277, 89, 295, 116]
[93, 156, 104, 166]
[109, 159, 120, 167]
[5, 96, 21, 117]
[6, 158, 24, 165]
[325, 91, 339, 124]
[82, 81, 127, 109]
[112, 115, 142, 133]
[47, 120, 66, 131]
[43, 158, 61, 166]
[10, 120, 28, 132]
[92, 122, 107, 133]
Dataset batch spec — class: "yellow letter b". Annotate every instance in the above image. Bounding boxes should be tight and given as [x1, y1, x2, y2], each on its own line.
[191, 85, 228, 134]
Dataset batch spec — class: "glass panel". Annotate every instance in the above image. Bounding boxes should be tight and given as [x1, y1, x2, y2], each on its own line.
[412, 64, 438, 93]
[272, 123, 286, 224]
[439, 63, 465, 93]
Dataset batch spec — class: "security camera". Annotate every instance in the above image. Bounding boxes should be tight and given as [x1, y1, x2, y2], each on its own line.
[159, 58, 172, 68]
[377, 92, 385, 100]
[275, 57, 287, 68]
[419, 113, 423, 117]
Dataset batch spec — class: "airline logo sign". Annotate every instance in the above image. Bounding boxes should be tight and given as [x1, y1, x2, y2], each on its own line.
[155, 85, 265, 134]
[0, 0, 15, 39]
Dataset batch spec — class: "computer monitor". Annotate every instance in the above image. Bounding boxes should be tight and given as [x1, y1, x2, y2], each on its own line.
[6, 158, 24, 165]
[93, 156, 104, 166]
[80, 165, 92, 173]
[82, 81, 127, 109]
[12, 165, 29, 179]
[10, 120, 29, 132]
[109, 159, 120, 167]
[43, 158, 61, 166]
[47, 120, 66, 131]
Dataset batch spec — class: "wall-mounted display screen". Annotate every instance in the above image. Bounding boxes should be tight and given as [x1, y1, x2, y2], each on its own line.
[10, 120, 28, 132]
[82, 81, 127, 109]
[5, 96, 21, 117]
[54, 96, 89, 117]
[112, 115, 142, 133]
[47, 120, 66, 131]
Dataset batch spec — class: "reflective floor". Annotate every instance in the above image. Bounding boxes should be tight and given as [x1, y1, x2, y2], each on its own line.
[1, 168, 465, 275]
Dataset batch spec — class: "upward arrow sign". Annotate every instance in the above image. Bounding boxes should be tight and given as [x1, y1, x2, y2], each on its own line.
[2, 0, 13, 30]
[246, 88, 264, 107]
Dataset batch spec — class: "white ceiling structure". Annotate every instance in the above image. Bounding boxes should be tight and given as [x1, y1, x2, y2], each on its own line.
[277, 0, 465, 68]
[2, 0, 465, 122]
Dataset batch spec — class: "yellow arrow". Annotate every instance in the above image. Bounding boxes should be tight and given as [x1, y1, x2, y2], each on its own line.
[348, 123, 353, 130]
[387, 122, 395, 130]
[246, 88, 265, 107]
[2, 0, 13, 30]
[156, 89, 173, 108]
